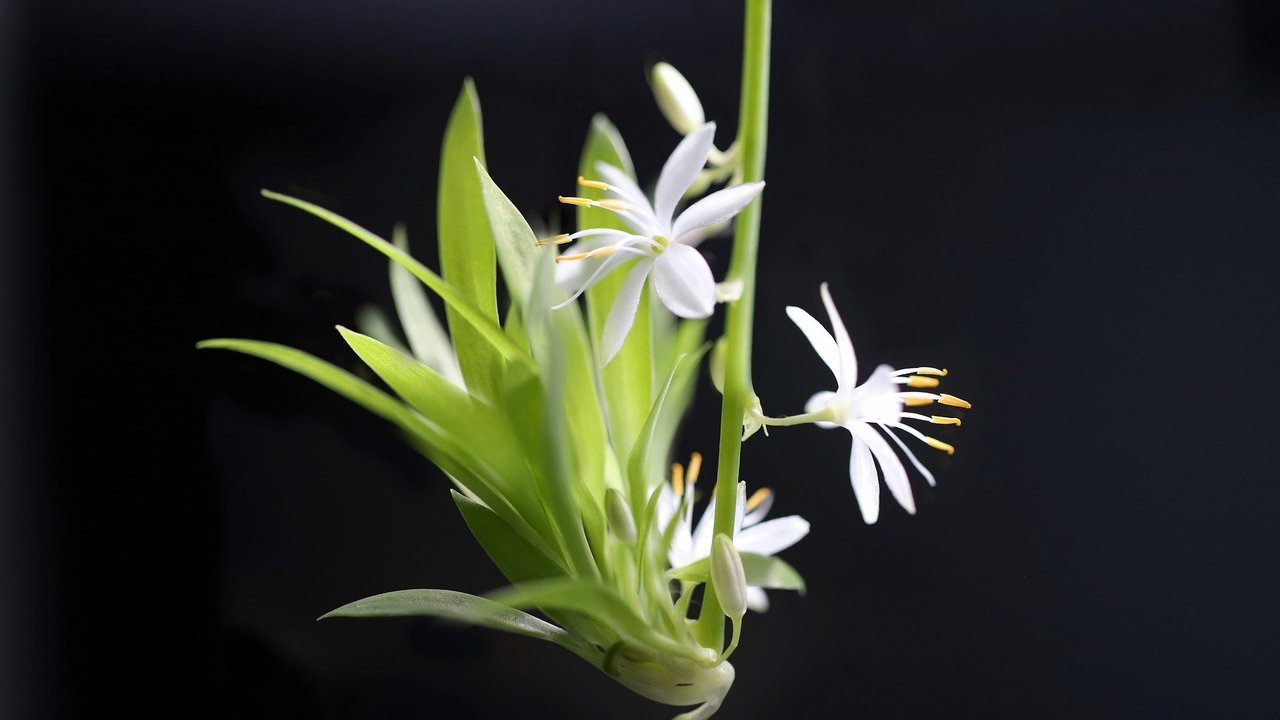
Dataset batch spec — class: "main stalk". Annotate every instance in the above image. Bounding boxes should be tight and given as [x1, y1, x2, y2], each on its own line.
[697, 0, 771, 645]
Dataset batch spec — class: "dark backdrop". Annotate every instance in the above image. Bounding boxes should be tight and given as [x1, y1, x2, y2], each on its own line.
[6, 0, 1280, 718]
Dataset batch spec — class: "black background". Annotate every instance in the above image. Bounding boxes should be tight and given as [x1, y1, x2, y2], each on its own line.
[5, 0, 1280, 718]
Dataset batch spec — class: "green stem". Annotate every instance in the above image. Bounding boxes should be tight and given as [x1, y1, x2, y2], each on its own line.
[696, 0, 771, 647]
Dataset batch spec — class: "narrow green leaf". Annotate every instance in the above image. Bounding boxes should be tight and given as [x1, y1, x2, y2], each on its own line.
[438, 79, 502, 399]
[476, 160, 543, 311]
[626, 345, 709, 510]
[652, 319, 707, 478]
[488, 578, 704, 660]
[452, 490, 567, 583]
[389, 225, 463, 387]
[577, 115, 653, 464]
[336, 327, 557, 550]
[260, 190, 527, 365]
[198, 338, 428, 437]
[318, 589, 596, 656]
[666, 552, 807, 593]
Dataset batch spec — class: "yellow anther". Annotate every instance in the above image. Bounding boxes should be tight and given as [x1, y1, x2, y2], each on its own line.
[577, 176, 610, 191]
[555, 251, 591, 264]
[903, 397, 935, 407]
[931, 416, 962, 426]
[924, 437, 956, 455]
[906, 376, 940, 388]
[672, 462, 685, 497]
[916, 367, 948, 376]
[939, 393, 972, 409]
[745, 487, 773, 512]
[596, 198, 629, 211]
[558, 195, 592, 208]
[686, 452, 703, 486]
[535, 233, 572, 247]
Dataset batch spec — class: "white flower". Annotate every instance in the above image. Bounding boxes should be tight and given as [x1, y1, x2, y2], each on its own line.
[786, 283, 971, 524]
[546, 122, 764, 363]
[656, 454, 809, 613]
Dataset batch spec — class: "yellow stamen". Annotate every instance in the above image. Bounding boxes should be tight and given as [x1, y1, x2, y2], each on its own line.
[558, 195, 592, 208]
[931, 416, 962, 426]
[745, 487, 772, 512]
[903, 397, 934, 407]
[939, 394, 972, 409]
[906, 376, 940, 388]
[555, 246, 620, 264]
[686, 452, 703, 486]
[672, 462, 685, 497]
[535, 233, 572, 247]
[915, 367, 948, 376]
[924, 437, 955, 455]
[596, 198, 629, 211]
[577, 176, 610, 191]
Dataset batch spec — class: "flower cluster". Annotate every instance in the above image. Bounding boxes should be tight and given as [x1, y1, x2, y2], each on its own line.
[203, 19, 971, 720]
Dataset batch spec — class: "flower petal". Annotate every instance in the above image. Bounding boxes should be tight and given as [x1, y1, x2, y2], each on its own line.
[786, 305, 840, 381]
[691, 498, 716, 558]
[745, 586, 771, 613]
[848, 430, 880, 524]
[653, 243, 715, 318]
[743, 491, 774, 527]
[736, 516, 810, 556]
[852, 423, 916, 516]
[733, 481, 747, 536]
[653, 122, 716, 230]
[600, 260, 653, 364]
[672, 181, 764, 242]
[819, 283, 859, 391]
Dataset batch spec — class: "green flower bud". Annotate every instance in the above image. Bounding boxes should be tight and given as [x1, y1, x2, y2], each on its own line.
[711, 533, 748, 620]
[605, 488, 637, 545]
[650, 62, 706, 136]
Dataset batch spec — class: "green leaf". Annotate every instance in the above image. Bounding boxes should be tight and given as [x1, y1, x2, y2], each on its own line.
[453, 490, 609, 645]
[452, 490, 567, 583]
[198, 338, 429, 439]
[476, 160, 543, 311]
[335, 327, 557, 552]
[260, 190, 527, 367]
[652, 319, 707, 476]
[318, 589, 596, 661]
[666, 552, 807, 593]
[438, 79, 502, 399]
[625, 345, 708, 510]
[487, 578, 704, 661]
[389, 225, 462, 387]
[577, 115, 653, 464]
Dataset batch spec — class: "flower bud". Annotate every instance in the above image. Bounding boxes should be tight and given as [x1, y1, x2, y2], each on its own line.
[709, 337, 727, 394]
[710, 533, 748, 620]
[650, 62, 706, 136]
[605, 488, 637, 545]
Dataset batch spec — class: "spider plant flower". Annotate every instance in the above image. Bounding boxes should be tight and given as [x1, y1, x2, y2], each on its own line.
[545, 122, 764, 362]
[778, 284, 971, 524]
[658, 455, 809, 612]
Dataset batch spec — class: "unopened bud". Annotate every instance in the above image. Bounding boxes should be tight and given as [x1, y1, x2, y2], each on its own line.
[709, 337, 727, 394]
[711, 533, 748, 620]
[650, 62, 706, 136]
[605, 488, 637, 545]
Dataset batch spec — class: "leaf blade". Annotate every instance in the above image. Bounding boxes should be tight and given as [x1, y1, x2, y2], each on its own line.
[438, 79, 502, 398]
